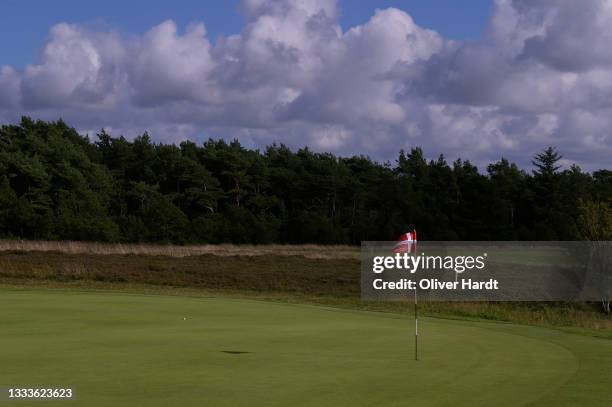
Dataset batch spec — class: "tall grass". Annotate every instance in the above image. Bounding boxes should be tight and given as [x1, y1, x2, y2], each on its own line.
[0, 240, 359, 259]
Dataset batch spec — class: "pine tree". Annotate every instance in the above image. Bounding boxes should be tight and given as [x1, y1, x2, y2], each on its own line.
[532, 146, 562, 178]
[531, 147, 564, 239]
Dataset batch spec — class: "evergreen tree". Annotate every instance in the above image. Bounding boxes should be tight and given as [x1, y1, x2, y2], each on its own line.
[532, 146, 563, 178]
[531, 147, 565, 239]
[0, 118, 609, 244]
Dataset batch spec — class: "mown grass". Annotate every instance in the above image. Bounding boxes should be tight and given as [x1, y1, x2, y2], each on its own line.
[0, 248, 610, 332]
[5, 289, 609, 407]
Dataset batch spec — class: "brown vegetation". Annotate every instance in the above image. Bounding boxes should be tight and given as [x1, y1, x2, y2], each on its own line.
[0, 240, 359, 259]
[0, 251, 359, 296]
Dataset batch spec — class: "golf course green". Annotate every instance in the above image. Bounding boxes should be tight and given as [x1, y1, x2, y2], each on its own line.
[1, 289, 610, 406]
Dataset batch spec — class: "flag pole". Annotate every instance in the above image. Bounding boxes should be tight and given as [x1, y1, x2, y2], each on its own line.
[413, 229, 418, 361]
[414, 287, 418, 361]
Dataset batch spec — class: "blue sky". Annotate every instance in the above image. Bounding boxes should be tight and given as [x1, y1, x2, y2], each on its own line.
[0, 0, 492, 68]
[0, 0, 610, 170]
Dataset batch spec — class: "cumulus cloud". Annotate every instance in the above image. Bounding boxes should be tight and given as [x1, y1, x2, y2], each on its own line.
[20, 23, 124, 109]
[130, 21, 215, 105]
[2, 0, 612, 169]
[398, 0, 612, 167]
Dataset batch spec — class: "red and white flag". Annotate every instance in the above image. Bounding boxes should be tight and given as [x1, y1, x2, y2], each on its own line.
[393, 230, 417, 253]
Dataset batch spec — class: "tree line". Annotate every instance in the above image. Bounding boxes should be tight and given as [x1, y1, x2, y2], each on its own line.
[0, 118, 610, 244]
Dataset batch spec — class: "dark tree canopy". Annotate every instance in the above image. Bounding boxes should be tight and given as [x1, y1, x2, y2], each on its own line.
[0, 118, 610, 243]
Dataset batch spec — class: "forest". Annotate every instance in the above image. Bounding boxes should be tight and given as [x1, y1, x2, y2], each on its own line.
[0, 117, 610, 244]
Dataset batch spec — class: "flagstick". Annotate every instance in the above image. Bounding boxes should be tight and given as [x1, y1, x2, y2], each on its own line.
[413, 232, 419, 361]
[414, 287, 418, 361]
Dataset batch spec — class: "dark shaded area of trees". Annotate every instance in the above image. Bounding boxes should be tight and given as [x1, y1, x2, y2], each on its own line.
[0, 118, 610, 244]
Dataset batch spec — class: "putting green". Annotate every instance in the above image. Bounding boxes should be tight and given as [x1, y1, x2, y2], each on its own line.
[0, 289, 610, 406]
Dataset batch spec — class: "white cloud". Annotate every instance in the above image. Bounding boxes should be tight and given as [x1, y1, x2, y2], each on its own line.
[20, 23, 124, 109]
[2, 0, 612, 170]
[129, 21, 216, 105]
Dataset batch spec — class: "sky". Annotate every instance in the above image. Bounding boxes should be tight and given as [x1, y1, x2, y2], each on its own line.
[0, 0, 610, 170]
[0, 0, 492, 68]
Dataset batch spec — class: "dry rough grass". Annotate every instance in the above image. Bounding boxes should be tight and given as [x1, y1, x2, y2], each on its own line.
[0, 240, 359, 259]
[0, 251, 360, 297]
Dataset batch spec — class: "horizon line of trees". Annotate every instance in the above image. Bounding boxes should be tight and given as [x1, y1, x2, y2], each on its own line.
[0, 117, 610, 244]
